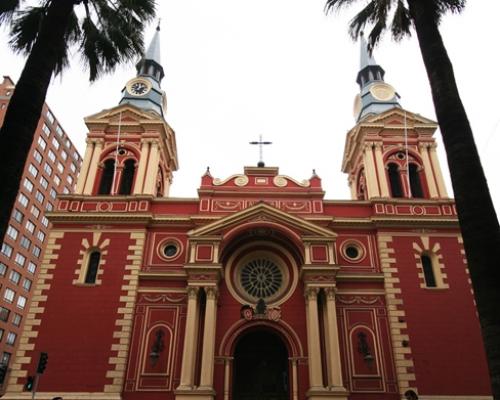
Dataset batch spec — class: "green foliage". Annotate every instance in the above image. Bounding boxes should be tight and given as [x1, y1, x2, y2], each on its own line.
[1, 0, 156, 81]
[325, 0, 466, 50]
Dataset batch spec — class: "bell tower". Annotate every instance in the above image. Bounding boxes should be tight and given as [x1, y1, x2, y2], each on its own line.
[342, 35, 448, 201]
[75, 23, 178, 197]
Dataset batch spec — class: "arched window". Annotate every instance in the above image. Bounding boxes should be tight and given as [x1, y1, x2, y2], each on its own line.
[388, 163, 403, 198]
[85, 251, 101, 284]
[421, 254, 436, 287]
[409, 164, 424, 198]
[119, 159, 136, 195]
[98, 159, 115, 195]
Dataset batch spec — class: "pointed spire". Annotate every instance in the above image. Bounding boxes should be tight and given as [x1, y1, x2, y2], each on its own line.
[144, 21, 161, 67]
[353, 32, 400, 121]
[359, 32, 377, 70]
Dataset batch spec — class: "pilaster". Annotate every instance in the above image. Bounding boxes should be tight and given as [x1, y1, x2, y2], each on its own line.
[83, 140, 104, 195]
[362, 143, 380, 198]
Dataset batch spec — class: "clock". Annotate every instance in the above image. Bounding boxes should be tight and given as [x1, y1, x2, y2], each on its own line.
[369, 83, 396, 101]
[353, 94, 362, 118]
[126, 79, 151, 96]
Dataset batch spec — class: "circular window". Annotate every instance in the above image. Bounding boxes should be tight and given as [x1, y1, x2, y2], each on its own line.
[345, 246, 359, 259]
[163, 244, 178, 258]
[240, 258, 283, 299]
[341, 240, 366, 262]
[396, 152, 406, 160]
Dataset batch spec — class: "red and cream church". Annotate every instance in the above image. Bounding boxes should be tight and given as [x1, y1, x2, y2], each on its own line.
[3, 28, 492, 400]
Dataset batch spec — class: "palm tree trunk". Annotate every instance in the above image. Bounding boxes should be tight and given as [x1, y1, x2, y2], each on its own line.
[408, 1, 500, 397]
[0, 1, 75, 241]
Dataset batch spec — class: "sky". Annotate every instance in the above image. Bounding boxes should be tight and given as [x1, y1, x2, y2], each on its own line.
[1, 0, 499, 212]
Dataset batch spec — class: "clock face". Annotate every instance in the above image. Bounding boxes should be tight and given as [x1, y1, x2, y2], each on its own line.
[127, 79, 151, 96]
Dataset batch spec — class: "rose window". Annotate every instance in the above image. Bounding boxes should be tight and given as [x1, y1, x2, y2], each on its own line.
[240, 258, 283, 299]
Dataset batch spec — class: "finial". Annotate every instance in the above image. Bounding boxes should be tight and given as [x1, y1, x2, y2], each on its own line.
[250, 135, 272, 167]
[312, 169, 317, 176]
[156, 18, 161, 31]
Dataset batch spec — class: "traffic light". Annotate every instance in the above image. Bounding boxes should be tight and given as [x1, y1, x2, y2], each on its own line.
[24, 376, 34, 391]
[37, 352, 48, 374]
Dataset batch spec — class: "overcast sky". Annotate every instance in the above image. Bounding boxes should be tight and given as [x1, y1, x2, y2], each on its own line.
[1, 0, 499, 212]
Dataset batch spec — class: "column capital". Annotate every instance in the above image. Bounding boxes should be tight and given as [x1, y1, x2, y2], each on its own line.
[324, 287, 337, 300]
[373, 142, 383, 150]
[205, 286, 219, 300]
[187, 286, 200, 299]
[305, 287, 319, 301]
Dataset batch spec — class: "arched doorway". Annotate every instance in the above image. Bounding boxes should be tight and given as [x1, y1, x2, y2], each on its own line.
[232, 330, 289, 400]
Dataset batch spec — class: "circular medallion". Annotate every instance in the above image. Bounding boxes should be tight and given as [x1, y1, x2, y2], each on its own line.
[369, 83, 396, 101]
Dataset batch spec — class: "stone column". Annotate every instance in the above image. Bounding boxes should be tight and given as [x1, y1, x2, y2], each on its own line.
[75, 139, 94, 194]
[223, 357, 233, 400]
[144, 141, 160, 195]
[362, 143, 380, 198]
[83, 140, 103, 194]
[419, 144, 439, 198]
[305, 287, 324, 390]
[199, 287, 218, 390]
[178, 286, 200, 389]
[429, 143, 449, 198]
[290, 357, 299, 400]
[324, 288, 344, 388]
[374, 143, 390, 198]
[348, 176, 357, 200]
[133, 140, 151, 194]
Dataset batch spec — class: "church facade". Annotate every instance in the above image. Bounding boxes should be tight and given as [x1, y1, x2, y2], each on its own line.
[3, 28, 492, 400]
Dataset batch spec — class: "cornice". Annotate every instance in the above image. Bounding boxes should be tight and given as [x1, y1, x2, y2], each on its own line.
[336, 272, 385, 282]
[139, 270, 187, 280]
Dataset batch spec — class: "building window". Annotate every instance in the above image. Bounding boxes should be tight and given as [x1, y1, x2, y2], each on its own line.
[409, 163, 424, 198]
[23, 178, 34, 193]
[119, 159, 136, 195]
[48, 150, 56, 162]
[57, 162, 64, 174]
[46, 109, 55, 124]
[85, 251, 101, 284]
[70, 162, 77, 173]
[37, 230, 46, 243]
[388, 163, 403, 198]
[67, 175, 73, 185]
[49, 188, 57, 200]
[61, 150, 68, 161]
[1, 243, 13, 258]
[6, 332, 17, 346]
[12, 209, 24, 223]
[41, 216, 49, 228]
[12, 313, 22, 327]
[0, 307, 10, 322]
[56, 125, 64, 137]
[1, 352, 12, 366]
[33, 150, 43, 164]
[27, 262, 37, 274]
[22, 278, 32, 292]
[31, 205, 41, 219]
[32, 246, 42, 258]
[54, 175, 61, 186]
[3, 288, 15, 303]
[37, 137, 47, 151]
[42, 123, 51, 136]
[52, 137, 60, 150]
[6, 225, 19, 241]
[98, 159, 115, 195]
[44, 162, 53, 176]
[0, 262, 7, 277]
[9, 270, 21, 285]
[46, 202, 54, 212]
[14, 253, 26, 267]
[19, 236, 31, 250]
[16, 296, 27, 310]
[28, 164, 38, 178]
[18, 193, 29, 208]
[35, 190, 45, 204]
[421, 254, 437, 288]
[0, 329, 3, 342]
[25, 220, 35, 233]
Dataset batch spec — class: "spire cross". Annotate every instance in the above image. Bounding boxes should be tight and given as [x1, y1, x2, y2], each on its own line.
[249, 135, 272, 167]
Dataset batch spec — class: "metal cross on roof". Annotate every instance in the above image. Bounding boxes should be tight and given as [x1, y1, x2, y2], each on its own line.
[249, 135, 272, 167]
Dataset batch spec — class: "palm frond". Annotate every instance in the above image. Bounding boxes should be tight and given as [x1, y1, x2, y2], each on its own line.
[391, 0, 411, 41]
[347, 0, 377, 39]
[8, 6, 46, 54]
[53, 9, 81, 76]
[0, 0, 21, 24]
[325, 0, 360, 14]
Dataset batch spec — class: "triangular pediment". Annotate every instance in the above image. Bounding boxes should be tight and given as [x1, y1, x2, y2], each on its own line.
[189, 202, 335, 239]
[366, 107, 437, 126]
[84, 103, 163, 127]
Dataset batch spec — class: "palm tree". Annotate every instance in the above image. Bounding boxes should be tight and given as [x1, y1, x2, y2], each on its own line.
[0, 0, 156, 241]
[325, 0, 500, 397]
